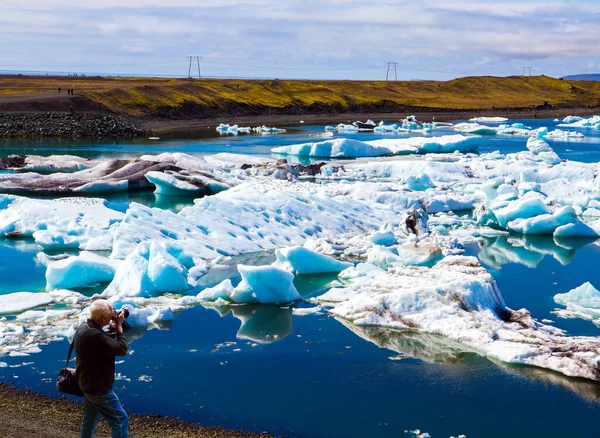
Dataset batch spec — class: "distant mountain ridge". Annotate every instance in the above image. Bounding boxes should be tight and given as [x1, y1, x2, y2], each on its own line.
[562, 74, 600, 81]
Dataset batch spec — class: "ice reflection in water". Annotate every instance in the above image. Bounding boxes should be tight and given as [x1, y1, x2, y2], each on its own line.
[339, 319, 600, 402]
[476, 234, 599, 269]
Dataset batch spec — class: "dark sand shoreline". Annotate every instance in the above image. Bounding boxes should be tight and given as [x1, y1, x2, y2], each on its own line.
[0, 383, 270, 438]
[137, 107, 599, 137]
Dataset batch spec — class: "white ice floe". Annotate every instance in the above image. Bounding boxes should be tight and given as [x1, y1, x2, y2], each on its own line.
[104, 240, 205, 298]
[557, 115, 600, 129]
[19, 155, 94, 173]
[554, 282, 600, 324]
[110, 180, 404, 261]
[145, 171, 230, 195]
[216, 124, 286, 135]
[469, 116, 508, 123]
[0, 195, 123, 250]
[272, 245, 352, 274]
[195, 265, 301, 304]
[319, 255, 600, 381]
[0, 292, 53, 316]
[272, 135, 480, 158]
[45, 252, 121, 290]
[231, 264, 301, 304]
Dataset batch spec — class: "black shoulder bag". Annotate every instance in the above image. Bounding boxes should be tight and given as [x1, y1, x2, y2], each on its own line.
[56, 340, 84, 397]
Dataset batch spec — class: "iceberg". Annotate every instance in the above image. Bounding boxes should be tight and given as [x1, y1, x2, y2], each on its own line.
[45, 252, 120, 290]
[557, 115, 600, 129]
[525, 137, 561, 165]
[230, 264, 301, 304]
[272, 245, 352, 274]
[272, 135, 479, 158]
[553, 282, 600, 325]
[272, 138, 390, 158]
[104, 241, 200, 298]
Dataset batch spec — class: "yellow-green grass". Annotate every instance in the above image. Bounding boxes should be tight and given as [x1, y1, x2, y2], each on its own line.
[1, 75, 599, 116]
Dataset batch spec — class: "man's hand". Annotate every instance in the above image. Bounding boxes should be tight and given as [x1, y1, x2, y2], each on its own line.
[115, 310, 125, 334]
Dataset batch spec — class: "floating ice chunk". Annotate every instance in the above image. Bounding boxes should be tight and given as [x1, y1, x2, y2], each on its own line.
[453, 122, 499, 135]
[145, 171, 230, 195]
[272, 245, 352, 275]
[366, 245, 401, 269]
[553, 220, 600, 238]
[119, 304, 174, 328]
[423, 195, 473, 214]
[20, 155, 93, 173]
[368, 134, 479, 155]
[554, 282, 600, 321]
[0, 292, 53, 316]
[507, 206, 577, 235]
[407, 173, 434, 191]
[231, 264, 301, 304]
[396, 243, 443, 266]
[469, 117, 508, 123]
[147, 242, 189, 292]
[292, 306, 323, 316]
[74, 180, 129, 193]
[195, 279, 235, 302]
[488, 198, 550, 229]
[105, 241, 194, 297]
[347, 160, 469, 183]
[204, 153, 274, 169]
[562, 115, 583, 124]
[338, 263, 384, 280]
[368, 228, 396, 246]
[543, 129, 584, 140]
[0, 196, 123, 250]
[272, 138, 390, 158]
[45, 252, 121, 290]
[104, 245, 153, 297]
[526, 137, 561, 165]
[273, 135, 479, 158]
[334, 123, 359, 133]
[558, 115, 600, 129]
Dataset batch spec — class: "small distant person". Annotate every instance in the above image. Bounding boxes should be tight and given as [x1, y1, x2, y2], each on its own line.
[75, 299, 129, 438]
[58, 87, 61, 93]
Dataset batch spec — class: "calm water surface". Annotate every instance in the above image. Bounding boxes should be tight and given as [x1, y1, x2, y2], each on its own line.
[2, 118, 600, 437]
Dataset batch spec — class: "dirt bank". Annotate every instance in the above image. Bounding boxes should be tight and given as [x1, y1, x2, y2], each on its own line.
[0, 383, 270, 438]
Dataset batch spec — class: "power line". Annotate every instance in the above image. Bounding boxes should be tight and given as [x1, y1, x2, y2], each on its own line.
[522, 66, 532, 76]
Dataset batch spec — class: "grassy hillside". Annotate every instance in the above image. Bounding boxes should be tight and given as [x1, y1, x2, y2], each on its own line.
[1, 75, 599, 118]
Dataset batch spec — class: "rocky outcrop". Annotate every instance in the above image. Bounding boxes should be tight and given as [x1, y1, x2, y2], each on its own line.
[0, 113, 146, 138]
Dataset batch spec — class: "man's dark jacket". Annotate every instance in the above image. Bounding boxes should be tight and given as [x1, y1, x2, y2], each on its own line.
[74, 318, 128, 395]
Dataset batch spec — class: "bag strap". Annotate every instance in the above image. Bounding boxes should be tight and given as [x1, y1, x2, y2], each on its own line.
[65, 340, 75, 368]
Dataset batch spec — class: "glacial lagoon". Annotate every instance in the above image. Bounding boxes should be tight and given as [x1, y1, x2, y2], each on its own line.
[2, 117, 600, 437]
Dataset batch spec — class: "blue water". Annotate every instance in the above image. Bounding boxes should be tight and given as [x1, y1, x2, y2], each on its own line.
[2, 118, 600, 437]
[1, 117, 599, 163]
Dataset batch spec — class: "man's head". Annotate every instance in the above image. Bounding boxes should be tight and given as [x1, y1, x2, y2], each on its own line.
[89, 299, 113, 327]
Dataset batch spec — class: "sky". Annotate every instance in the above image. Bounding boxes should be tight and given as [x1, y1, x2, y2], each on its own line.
[0, 0, 599, 80]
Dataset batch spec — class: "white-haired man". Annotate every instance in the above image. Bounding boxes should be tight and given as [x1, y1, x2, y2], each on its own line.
[75, 299, 129, 438]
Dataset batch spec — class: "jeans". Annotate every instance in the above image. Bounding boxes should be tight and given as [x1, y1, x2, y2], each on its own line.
[80, 390, 129, 438]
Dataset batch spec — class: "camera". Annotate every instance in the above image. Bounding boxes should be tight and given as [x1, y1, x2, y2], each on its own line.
[112, 308, 130, 321]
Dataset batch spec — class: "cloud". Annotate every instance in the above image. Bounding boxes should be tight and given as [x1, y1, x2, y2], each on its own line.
[1, 0, 599, 79]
